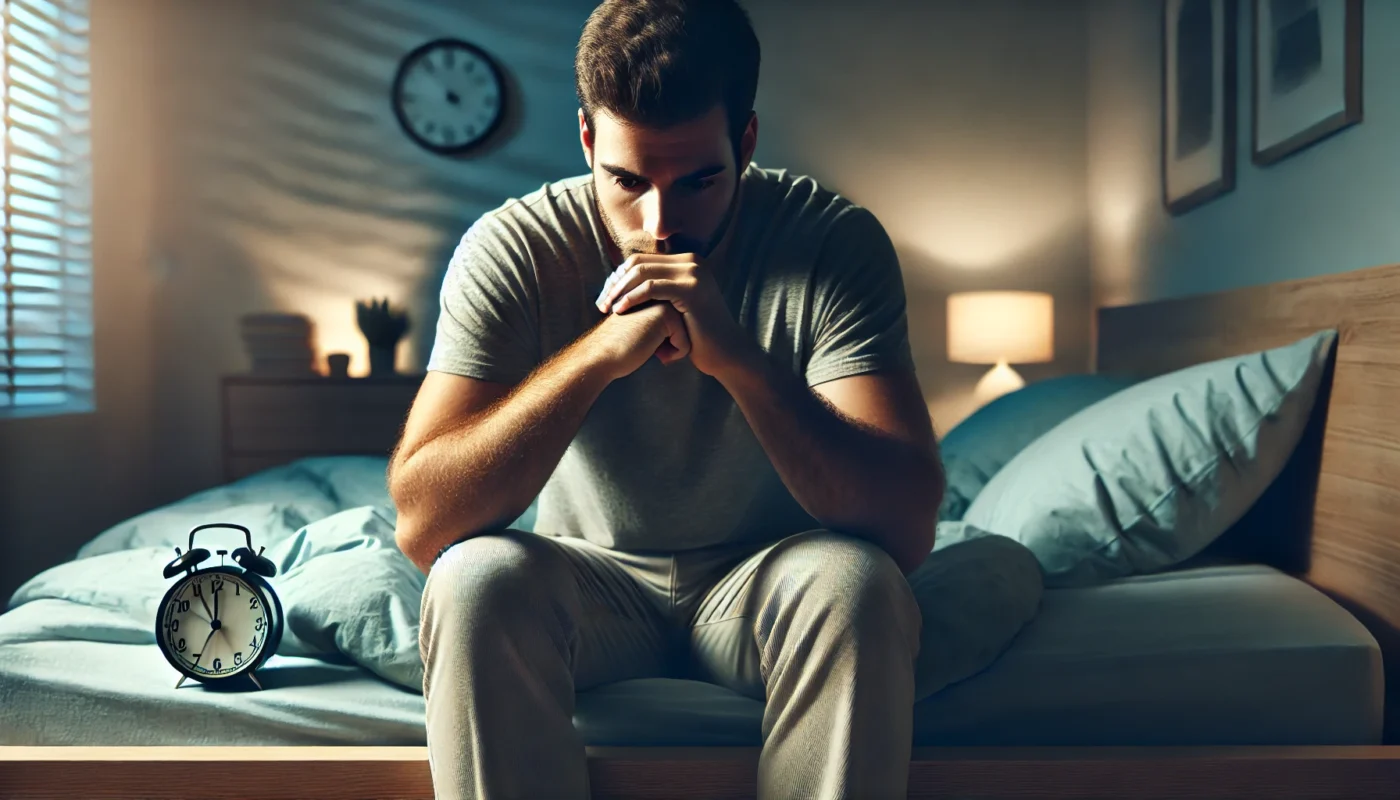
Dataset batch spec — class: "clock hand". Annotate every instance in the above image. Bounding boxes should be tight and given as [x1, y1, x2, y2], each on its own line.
[194, 579, 214, 622]
[188, 627, 218, 673]
[213, 578, 220, 622]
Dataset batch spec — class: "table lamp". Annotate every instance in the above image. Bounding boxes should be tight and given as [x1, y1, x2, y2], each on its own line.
[947, 291, 1054, 403]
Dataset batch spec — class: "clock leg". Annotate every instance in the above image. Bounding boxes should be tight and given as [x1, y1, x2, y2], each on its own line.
[175, 674, 188, 690]
[249, 671, 263, 691]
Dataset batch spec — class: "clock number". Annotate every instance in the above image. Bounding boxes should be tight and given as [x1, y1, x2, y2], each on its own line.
[176, 638, 186, 652]
[249, 596, 259, 610]
[250, 637, 258, 649]
[235, 583, 240, 596]
[234, 652, 243, 666]
[254, 616, 265, 631]
[212, 578, 224, 594]
[179, 600, 190, 613]
[213, 658, 222, 671]
[170, 618, 179, 632]
[192, 583, 202, 597]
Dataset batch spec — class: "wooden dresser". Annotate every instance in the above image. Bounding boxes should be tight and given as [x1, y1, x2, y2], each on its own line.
[221, 374, 424, 481]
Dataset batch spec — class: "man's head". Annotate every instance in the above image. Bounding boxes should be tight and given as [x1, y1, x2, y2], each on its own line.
[575, 0, 760, 260]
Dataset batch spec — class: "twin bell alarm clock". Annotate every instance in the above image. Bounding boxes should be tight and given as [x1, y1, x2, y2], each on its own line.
[156, 523, 284, 690]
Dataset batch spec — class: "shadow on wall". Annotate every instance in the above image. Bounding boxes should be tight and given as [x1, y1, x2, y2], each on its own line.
[146, 0, 595, 500]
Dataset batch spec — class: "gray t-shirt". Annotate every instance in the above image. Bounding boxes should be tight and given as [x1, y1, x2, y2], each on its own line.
[426, 162, 915, 553]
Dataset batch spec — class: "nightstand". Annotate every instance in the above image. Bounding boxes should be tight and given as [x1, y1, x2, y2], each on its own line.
[221, 374, 424, 481]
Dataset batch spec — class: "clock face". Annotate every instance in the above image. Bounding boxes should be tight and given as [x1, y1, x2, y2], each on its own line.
[392, 38, 504, 155]
[158, 569, 272, 680]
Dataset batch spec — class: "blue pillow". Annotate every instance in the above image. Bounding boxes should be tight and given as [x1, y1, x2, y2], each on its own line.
[937, 374, 1140, 521]
[964, 330, 1337, 587]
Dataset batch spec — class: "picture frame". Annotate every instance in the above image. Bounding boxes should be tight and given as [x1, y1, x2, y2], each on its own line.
[1252, 0, 1363, 166]
[1161, 0, 1238, 216]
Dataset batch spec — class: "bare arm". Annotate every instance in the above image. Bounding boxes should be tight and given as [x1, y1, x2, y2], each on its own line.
[388, 341, 609, 572]
[390, 300, 691, 573]
[716, 349, 943, 574]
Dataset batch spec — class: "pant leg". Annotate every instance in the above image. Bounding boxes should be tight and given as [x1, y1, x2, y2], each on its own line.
[419, 529, 672, 800]
[687, 529, 922, 800]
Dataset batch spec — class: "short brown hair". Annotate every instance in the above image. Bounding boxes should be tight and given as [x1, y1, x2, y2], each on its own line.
[575, 0, 760, 149]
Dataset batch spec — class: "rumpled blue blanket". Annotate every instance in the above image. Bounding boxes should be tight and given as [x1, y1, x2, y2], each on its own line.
[5, 456, 1043, 699]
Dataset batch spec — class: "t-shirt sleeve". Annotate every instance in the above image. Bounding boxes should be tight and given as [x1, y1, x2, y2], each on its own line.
[803, 206, 916, 387]
[425, 215, 541, 385]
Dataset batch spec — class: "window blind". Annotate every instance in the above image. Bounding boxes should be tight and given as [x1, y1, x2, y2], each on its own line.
[0, 0, 91, 413]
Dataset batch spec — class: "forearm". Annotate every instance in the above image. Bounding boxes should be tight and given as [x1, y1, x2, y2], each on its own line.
[391, 338, 613, 571]
[717, 351, 943, 573]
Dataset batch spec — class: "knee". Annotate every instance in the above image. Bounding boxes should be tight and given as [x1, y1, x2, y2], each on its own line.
[421, 529, 564, 628]
[764, 530, 919, 628]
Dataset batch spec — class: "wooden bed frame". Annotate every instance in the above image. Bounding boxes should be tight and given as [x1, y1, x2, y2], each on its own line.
[6, 262, 1400, 798]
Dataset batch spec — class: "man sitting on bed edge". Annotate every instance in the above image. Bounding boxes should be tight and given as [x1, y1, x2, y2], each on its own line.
[386, 1, 945, 798]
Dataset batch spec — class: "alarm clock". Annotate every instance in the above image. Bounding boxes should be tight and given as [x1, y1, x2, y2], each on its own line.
[155, 523, 284, 690]
[391, 37, 505, 156]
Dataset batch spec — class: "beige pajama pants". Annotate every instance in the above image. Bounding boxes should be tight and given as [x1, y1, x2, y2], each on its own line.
[419, 527, 923, 800]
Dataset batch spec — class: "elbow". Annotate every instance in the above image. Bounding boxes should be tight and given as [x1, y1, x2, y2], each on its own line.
[891, 515, 937, 575]
[387, 457, 437, 574]
[894, 462, 943, 575]
[394, 519, 435, 575]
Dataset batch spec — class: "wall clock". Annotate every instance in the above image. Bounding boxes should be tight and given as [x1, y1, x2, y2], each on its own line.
[392, 38, 505, 156]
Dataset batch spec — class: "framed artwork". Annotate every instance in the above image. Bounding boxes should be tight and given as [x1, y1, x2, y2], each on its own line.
[1252, 0, 1363, 165]
[1162, 0, 1238, 215]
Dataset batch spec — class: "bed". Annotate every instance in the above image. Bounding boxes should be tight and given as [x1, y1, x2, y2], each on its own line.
[6, 261, 1400, 798]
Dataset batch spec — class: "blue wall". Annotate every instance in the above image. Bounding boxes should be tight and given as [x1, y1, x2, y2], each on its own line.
[1088, 0, 1400, 307]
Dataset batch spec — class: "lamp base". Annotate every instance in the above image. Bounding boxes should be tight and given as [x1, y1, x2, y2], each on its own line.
[973, 358, 1025, 404]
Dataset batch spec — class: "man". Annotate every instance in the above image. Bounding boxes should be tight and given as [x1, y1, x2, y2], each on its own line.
[388, 0, 944, 797]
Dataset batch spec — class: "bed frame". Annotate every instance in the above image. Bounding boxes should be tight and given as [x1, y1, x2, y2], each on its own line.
[6, 262, 1400, 798]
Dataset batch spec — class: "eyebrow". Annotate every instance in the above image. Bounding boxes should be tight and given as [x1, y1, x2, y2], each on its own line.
[599, 163, 726, 183]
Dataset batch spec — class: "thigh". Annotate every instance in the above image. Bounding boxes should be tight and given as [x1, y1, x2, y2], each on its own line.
[429, 529, 673, 691]
[532, 533, 677, 690]
[684, 529, 916, 700]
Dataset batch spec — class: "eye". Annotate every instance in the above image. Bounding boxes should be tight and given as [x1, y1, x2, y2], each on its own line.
[680, 178, 717, 193]
[613, 176, 645, 192]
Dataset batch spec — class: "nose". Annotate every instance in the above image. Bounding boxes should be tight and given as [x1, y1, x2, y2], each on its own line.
[642, 189, 682, 248]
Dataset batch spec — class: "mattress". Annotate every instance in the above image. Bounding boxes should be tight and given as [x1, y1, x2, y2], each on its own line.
[1, 564, 1382, 746]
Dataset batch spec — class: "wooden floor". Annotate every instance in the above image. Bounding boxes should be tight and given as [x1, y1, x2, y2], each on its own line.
[6, 745, 1400, 799]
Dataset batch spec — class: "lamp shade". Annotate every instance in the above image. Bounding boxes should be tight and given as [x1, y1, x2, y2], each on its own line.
[947, 291, 1054, 365]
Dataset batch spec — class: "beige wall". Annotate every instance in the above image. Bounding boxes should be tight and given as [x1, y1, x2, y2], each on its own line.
[747, 0, 1092, 433]
[2, 0, 1091, 597]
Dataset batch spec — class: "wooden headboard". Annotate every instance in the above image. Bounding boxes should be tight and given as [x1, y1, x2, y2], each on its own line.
[1097, 261, 1400, 740]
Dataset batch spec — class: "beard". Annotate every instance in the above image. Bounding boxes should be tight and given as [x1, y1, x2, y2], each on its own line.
[593, 175, 740, 261]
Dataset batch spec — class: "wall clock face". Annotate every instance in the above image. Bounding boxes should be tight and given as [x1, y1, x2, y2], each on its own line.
[392, 38, 504, 155]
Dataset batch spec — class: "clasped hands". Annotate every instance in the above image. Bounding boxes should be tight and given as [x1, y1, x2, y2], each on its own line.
[594, 252, 758, 380]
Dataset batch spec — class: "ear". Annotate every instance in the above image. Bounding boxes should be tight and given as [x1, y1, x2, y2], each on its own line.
[737, 111, 758, 173]
[578, 108, 594, 169]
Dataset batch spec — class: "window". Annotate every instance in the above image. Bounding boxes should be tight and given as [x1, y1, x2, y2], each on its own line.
[0, 0, 91, 416]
